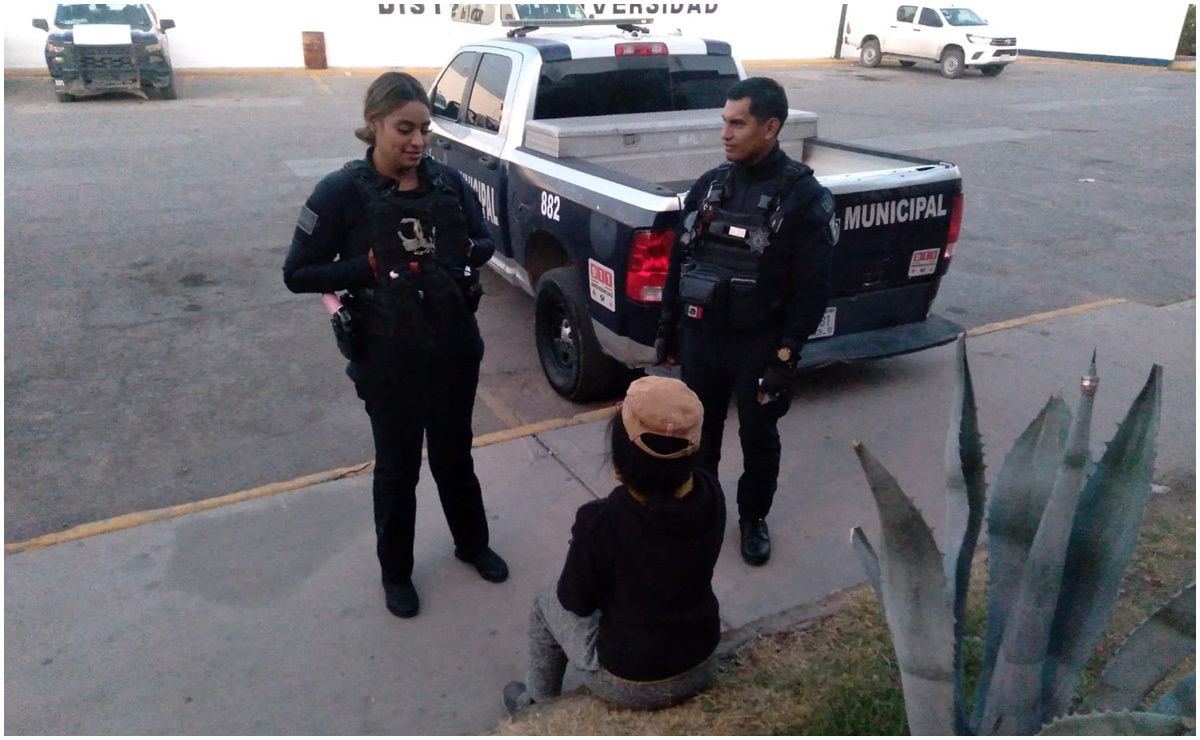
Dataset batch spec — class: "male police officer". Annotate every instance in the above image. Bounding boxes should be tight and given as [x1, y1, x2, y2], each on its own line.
[655, 77, 836, 566]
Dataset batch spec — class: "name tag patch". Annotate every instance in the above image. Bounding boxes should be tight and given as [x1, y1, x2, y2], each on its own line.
[297, 205, 319, 235]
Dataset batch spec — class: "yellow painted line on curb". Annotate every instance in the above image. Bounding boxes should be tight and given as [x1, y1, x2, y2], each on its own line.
[4, 462, 371, 555]
[966, 298, 1127, 337]
[4, 404, 618, 554]
[7, 297, 1131, 554]
[475, 385, 526, 429]
[472, 405, 616, 449]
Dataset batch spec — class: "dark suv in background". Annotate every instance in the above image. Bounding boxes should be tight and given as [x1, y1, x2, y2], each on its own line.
[33, 3, 177, 101]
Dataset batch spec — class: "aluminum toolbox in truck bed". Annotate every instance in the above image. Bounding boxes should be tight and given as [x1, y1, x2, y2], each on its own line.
[523, 108, 818, 187]
[524, 107, 817, 157]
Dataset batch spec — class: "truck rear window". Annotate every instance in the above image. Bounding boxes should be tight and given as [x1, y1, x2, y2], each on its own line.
[534, 54, 739, 119]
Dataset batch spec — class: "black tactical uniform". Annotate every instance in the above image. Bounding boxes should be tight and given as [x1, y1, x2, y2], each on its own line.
[657, 144, 836, 560]
[283, 151, 496, 591]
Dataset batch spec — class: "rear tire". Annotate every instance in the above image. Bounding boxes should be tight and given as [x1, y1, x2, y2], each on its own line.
[55, 91, 73, 102]
[860, 40, 881, 68]
[899, 60, 917, 68]
[980, 65, 1005, 77]
[161, 73, 178, 100]
[940, 47, 965, 78]
[534, 266, 621, 401]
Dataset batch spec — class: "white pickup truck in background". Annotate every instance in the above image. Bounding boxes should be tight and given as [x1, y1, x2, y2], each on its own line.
[844, 4, 1019, 78]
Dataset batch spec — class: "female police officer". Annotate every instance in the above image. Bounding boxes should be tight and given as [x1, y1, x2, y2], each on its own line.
[283, 72, 507, 619]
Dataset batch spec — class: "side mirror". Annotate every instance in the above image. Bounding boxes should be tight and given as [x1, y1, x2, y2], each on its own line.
[32, 18, 49, 32]
[161, 19, 175, 31]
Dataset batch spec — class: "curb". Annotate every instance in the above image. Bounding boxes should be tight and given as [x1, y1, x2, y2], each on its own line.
[0, 296, 1159, 554]
[4, 404, 617, 555]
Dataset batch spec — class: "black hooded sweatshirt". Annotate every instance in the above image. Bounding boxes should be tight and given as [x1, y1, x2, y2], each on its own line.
[556, 469, 726, 681]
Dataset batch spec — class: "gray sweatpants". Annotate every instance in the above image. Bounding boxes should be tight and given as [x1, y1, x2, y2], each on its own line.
[525, 586, 716, 711]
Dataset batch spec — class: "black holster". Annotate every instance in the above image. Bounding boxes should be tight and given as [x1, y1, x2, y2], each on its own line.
[330, 294, 361, 361]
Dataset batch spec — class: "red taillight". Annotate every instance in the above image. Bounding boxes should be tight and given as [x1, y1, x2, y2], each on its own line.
[626, 228, 674, 303]
[615, 42, 668, 56]
[944, 193, 963, 260]
[845, 22, 852, 36]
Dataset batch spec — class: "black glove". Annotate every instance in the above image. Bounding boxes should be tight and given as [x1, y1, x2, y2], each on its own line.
[759, 357, 797, 400]
[455, 266, 484, 313]
[657, 338, 676, 367]
[465, 238, 494, 268]
[655, 305, 681, 365]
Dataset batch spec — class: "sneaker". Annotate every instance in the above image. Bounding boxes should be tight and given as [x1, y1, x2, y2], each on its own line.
[502, 680, 534, 715]
[383, 581, 420, 618]
[455, 546, 509, 583]
[739, 518, 771, 566]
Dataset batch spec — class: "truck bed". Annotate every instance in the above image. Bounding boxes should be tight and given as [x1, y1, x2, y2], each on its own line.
[521, 109, 950, 194]
[523, 108, 817, 187]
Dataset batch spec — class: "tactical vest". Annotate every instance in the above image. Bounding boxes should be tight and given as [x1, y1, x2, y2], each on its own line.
[678, 160, 811, 330]
[343, 160, 475, 354]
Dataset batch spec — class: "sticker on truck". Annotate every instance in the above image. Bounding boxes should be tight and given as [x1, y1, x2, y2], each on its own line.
[588, 259, 616, 312]
[908, 248, 941, 278]
[808, 307, 836, 339]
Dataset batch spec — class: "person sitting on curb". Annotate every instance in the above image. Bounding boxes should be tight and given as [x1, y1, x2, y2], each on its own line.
[503, 375, 726, 714]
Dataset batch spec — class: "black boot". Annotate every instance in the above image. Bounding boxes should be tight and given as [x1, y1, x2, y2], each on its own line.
[455, 546, 510, 583]
[739, 518, 771, 566]
[384, 580, 420, 618]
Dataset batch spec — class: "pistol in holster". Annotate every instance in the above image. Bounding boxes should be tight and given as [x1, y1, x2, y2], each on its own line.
[330, 294, 360, 361]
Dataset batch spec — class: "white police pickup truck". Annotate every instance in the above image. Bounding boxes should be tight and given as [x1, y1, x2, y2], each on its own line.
[844, 4, 1018, 78]
[430, 18, 965, 400]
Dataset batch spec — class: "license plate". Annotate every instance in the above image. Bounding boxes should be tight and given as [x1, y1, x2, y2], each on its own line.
[808, 307, 836, 339]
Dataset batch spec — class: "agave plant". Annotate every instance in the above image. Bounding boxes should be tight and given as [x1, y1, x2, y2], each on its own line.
[850, 336, 1194, 735]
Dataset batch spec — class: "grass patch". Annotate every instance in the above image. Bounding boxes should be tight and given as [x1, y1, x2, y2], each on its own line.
[495, 475, 1195, 735]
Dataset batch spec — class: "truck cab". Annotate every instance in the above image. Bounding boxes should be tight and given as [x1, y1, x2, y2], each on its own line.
[847, 5, 1018, 78]
[32, 3, 177, 101]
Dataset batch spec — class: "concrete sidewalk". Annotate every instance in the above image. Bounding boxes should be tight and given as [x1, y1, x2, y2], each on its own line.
[5, 299, 1194, 735]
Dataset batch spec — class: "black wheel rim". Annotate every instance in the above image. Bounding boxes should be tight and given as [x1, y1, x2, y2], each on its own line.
[544, 299, 577, 375]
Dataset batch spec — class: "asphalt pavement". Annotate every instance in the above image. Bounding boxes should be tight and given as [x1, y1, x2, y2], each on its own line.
[5, 297, 1194, 735]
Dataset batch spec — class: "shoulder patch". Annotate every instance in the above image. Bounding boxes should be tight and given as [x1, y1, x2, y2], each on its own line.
[297, 205, 318, 235]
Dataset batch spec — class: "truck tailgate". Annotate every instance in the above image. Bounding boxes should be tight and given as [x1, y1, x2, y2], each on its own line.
[794, 139, 964, 356]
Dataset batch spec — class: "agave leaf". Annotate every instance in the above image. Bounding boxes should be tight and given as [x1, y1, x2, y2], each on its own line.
[979, 355, 1100, 735]
[1038, 710, 1193, 735]
[970, 395, 1072, 732]
[853, 440, 955, 735]
[1042, 365, 1163, 720]
[942, 337, 988, 734]
[1152, 672, 1196, 718]
[851, 527, 883, 602]
[1083, 583, 1195, 713]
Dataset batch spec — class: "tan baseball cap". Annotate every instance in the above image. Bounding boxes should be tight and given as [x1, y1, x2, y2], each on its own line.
[620, 376, 703, 460]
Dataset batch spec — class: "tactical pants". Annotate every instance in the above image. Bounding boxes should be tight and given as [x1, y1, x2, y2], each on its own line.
[354, 329, 488, 586]
[679, 322, 791, 522]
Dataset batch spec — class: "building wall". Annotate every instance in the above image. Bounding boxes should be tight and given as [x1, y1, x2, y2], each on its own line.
[4, 1, 1192, 71]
